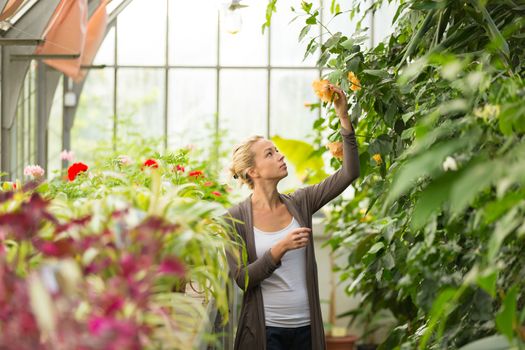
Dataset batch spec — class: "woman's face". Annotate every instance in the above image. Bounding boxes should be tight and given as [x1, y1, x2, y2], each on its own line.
[248, 139, 288, 183]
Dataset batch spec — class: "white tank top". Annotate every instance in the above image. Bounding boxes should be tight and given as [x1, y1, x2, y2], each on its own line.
[254, 217, 310, 327]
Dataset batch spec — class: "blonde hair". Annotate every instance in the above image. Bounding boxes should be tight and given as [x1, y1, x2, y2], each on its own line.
[229, 135, 264, 189]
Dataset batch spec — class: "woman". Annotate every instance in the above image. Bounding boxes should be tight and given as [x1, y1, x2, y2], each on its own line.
[223, 84, 359, 350]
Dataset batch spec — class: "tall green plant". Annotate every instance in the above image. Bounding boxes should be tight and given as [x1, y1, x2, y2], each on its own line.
[266, 0, 525, 348]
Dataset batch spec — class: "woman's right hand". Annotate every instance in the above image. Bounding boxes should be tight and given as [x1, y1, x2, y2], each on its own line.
[282, 227, 311, 251]
[270, 227, 311, 263]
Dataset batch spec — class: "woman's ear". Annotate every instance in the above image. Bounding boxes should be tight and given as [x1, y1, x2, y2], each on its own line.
[247, 167, 258, 180]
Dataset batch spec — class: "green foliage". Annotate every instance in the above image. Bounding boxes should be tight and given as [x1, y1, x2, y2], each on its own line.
[0, 140, 238, 348]
[268, 0, 525, 348]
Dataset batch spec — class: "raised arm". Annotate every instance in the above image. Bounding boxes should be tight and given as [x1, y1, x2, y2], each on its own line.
[297, 84, 360, 213]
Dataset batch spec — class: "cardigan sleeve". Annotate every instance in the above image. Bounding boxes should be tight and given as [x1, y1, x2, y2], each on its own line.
[221, 211, 281, 291]
[295, 127, 360, 214]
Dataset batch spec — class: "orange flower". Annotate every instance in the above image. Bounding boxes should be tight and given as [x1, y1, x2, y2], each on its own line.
[312, 79, 337, 103]
[326, 142, 343, 160]
[347, 71, 361, 91]
[372, 153, 382, 165]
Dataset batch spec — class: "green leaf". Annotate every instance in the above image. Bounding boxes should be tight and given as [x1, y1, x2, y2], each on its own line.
[385, 136, 472, 208]
[449, 158, 500, 215]
[458, 335, 510, 350]
[487, 208, 522, 262]
[317, 51, 330, 67]
[271, 135, 328, 184]
[299, 25, 311, 42]
[496, 285, 518, 342]
[324, 32, 342, 49]
[476, 269, 498, 298]
[306, 14, 317, 25]
[419, 288, 459, 349]
[363, 69, 390, 79]
[412, 171, 456, 229]
[499, 101, 525, 135]
[301, 1, 312, 13]
[261, 0, 277, 34]
[368, 241, 385, 255]
[469, 0, 510, 58]
[340, 38, 355, 50]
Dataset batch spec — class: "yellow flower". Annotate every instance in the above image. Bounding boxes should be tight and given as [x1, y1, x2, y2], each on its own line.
[312, 79, 337, 103]
[326, 142, 343, 160]
[347, 71, 361, 91]
[359, 214, 373, 223]
[372, 153, 382, 165]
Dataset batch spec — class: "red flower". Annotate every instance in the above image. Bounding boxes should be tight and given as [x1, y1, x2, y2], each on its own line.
[188, 170, 204, 178]
[175, 164, 185, 172]
[143, 159, 159, 169]
[67, 162, 88, 181]
[212, 191, 222, 197]
[35, 237, 75, 258]
[159, 257, 185, 277]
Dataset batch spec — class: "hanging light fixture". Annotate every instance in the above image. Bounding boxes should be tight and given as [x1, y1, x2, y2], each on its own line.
[221, 0, 247, 35]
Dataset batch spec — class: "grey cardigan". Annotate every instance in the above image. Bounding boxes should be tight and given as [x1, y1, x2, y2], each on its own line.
[223, 127, 359, 350]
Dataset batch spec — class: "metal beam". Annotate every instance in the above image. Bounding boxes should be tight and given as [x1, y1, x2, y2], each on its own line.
[0, 38, 43, 45]
[108, 0, 134, 24]
[10, 53, 80, 61]
[0, 0, 61, 179]
[35, 61, 47, 168]
[0, 0, 39, 35]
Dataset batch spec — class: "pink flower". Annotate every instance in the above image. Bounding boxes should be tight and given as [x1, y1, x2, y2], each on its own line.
[117, 155, 132, 165]
[23, 165, 45, 178]
[203, 181, 214, 187]
[212, 191, 222, 197]
[60, 150, 75, 162]
[175, 164, 185, 172]
[159, 257, 185, 277]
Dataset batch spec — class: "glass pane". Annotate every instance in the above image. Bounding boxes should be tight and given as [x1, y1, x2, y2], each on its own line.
[72, 69, 114, 163]
[117, 68, 164, 142]
[270, 0, 320, 67]
[270, 69, 319, 192]
[270, 70, 319, 139]
[94, 27, 115, 65]
[169, 0, 218, 66]
[47, 79, 63, 178]
[168, 69, 217, 150]
[373, 1, 397, 45]
[219, 69, 267, 145]
[117, 0, 166, 66]
[219, 0, 268, 66]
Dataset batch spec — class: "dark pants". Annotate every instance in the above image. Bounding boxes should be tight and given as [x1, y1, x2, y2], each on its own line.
[266, 325, 311, 350]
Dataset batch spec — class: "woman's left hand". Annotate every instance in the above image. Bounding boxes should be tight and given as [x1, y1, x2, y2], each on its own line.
[329, 84, 352, 131]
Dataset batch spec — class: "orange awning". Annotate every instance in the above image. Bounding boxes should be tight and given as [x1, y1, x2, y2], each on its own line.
[35, 0, 88, 78]
[74, 0, 108, 82]
[0, 0, 24, 20]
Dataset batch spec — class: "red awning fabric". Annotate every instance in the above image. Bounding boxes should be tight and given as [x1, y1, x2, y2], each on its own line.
[35, 0, 88, 78]
[74, 0, 108, 82]
[0, 0, 25, 21]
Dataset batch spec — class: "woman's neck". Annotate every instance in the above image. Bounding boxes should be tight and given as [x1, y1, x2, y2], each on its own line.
[251, 183, 281, 211]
